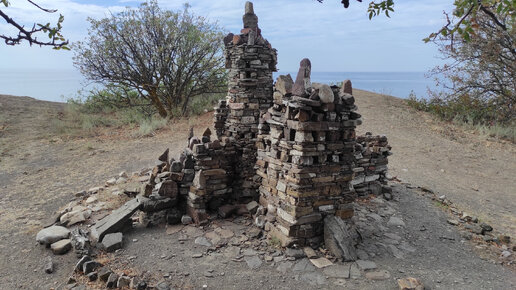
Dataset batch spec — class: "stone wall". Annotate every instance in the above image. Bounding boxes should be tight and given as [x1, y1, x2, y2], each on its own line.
[254, 59, 362, 247]
[351, 134, 391, 196]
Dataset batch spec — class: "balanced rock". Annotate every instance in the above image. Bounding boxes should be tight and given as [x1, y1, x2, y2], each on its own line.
[36, 226, 70, 246]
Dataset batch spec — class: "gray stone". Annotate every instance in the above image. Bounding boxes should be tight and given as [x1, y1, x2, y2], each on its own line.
[244, 255, 262, 269]
[388, 244, 404, 259]
[276, 261, 294, 273]
[356, 260, 377, 270]
[464, 223, 483, 234]
[243, 1, 258, 29]
[350, 262, 361, 279]
[86, 271, 98, 281]
[387, 216, 406, 227]
[194, 236, 212, 247]
[91, 198, 141, 242]
[298, 272, 327, 285]
[275, 74, 294, 96]
[303, 247, 317, 259]
[246, 201, 259, 214]
[60, 207, 91, 226]
[324, 215, 358, 261]
[447, 219, 460, 226]
[254, 215, 266, 228]
[181, 215, 193, 225]
[312, 83, 334, 103]
[74, 255, 91, 273]
[365, 270, 391, 280]
[140, 196, 175, 213]
[285, 248, 305, 259]
[293, 258, 316, 272]
[83, 261, 100, 274]
[480, 223, 493, 232]
[36, 225, 70, 246]
[170, 161, 183, 172]
[106, 273, 119, 288]
[323, 264, 350, 279]
[51, 239, 72, 255]
[156, 281, 171, 290]
[44, 256, 53, 274]
[98, 267, 112, 281]
[101, 232, 123, 252]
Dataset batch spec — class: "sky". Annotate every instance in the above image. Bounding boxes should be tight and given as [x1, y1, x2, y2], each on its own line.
[0, 0, 454, 73]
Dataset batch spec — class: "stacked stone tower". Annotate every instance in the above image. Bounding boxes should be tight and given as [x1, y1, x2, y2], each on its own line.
[255, 59, 362, 247]
[214, 1, 278, 202]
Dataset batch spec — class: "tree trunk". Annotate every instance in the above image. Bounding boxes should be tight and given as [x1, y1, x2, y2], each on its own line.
[147, 88, 168, 118]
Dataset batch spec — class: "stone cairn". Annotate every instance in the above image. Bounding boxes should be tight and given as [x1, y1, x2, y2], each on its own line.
[254, 59, 363, 247]
[215, 1, 278, 202]
[87, 1, 390, 252]
[352, 133, 392, 197]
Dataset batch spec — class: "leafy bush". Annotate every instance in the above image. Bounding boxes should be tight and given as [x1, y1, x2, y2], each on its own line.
[407, 91, 515, 142]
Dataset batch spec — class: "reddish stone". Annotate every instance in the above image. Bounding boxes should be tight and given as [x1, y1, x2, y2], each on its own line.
[232, 35, 242, 45]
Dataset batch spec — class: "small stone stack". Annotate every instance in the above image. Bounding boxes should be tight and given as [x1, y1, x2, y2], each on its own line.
[215, 1, 278, 202]
[256, 58, 362, 247]
[186, 130, 236, 223]
[352, 133, 392, 196]
[138, 148, 187, 226]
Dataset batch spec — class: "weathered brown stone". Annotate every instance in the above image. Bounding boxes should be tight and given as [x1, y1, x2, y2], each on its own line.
[341, 79, 352, 95]
[292, 58, 311, 96]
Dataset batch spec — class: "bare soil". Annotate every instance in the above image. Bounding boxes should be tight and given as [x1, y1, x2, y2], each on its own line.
[0, 92, 514, 289]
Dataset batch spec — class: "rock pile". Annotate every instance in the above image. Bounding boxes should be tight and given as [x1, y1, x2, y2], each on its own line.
[254, 58, 363, 247]
[186, 130, 236, 223]
[352, 133, 392, 196]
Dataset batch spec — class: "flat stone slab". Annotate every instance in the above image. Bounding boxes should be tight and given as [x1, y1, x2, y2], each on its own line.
[51, 239, 71, 255]
[322, 264, 351, 279]
[244, 256, 262, 269]
[101, 232, 123, 252]
[387, 216, 406, 227]
[309, 257, 333, 268]
[91, 198, 141, 242]
[36, 225, 70, 246]
[356, 260, 377, 271]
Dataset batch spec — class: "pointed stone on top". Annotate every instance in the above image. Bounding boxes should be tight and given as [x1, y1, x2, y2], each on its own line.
[292, 58, 312, 97]
[245, 1, 254, 14]
[243, 1, 258, 29]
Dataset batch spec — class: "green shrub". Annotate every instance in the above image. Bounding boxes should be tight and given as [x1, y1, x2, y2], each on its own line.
[407, 91, 515, 142]
[134, 116, 168, 137]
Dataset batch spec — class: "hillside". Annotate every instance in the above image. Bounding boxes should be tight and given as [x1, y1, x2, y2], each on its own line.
[0, 92, 515, 288]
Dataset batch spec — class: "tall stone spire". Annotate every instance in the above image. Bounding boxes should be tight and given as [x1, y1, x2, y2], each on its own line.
[243, 1, 258, 29]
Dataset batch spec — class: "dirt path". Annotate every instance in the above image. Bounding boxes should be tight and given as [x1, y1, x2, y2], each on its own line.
[0, 93, 514, 288]
[354, 89, 516, 237]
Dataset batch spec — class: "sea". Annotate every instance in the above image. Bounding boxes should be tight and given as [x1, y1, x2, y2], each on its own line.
[0, 69, 434, 103]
